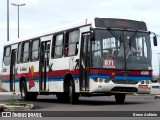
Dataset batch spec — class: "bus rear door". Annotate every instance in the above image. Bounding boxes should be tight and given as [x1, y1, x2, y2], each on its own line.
[39, 38, 51, 91]
[10, 49, 16, 92]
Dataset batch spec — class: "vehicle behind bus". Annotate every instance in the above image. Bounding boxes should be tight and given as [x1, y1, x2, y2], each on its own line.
[2, 18, 157, 104]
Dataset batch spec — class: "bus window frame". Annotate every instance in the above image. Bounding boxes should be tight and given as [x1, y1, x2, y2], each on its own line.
[3, 45, 11, 66]
[30, 39, 40, 62]
[64, 29, 80, 57]
[52, 33, 64, 59]
[21, 41, 30, 63]
[17, 42, 22, 64]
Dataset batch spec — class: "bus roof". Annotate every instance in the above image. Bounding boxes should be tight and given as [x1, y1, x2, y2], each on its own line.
[4, 18, 95, 46]
[4, 17, 147, 46]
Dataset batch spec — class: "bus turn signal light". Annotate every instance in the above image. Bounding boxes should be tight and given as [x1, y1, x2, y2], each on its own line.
[110, 72, 115, 79]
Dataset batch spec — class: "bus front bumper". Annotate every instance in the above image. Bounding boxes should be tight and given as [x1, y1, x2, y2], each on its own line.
[89, 80, 151, 94]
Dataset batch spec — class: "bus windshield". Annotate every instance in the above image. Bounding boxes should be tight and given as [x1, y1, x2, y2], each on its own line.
[91, 30, 152, 70]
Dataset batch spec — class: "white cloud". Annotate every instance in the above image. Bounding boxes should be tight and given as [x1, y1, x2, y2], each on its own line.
[25, 0, 39, 4]
[11, 0, 39, 5]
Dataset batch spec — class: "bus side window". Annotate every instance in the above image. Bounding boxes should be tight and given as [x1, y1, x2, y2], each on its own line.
[3, 46, 11, 66]
[52, 34, 64, 58]
[65, 30, 79, 56]
[31, 40, 39, 61]
[22, 42, 29, 63]
[17, 43, 22, 64]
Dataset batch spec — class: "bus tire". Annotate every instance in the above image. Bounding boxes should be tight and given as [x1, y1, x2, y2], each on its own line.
[21, 81, 37, 101]
[115, 93, 126, 104]
[21, 81, 28, 101]
[69, 80, 79, 104]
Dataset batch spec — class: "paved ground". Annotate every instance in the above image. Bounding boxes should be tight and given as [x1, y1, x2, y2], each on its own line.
[0, 94, 159, 111]
[0, 94, 160, 120]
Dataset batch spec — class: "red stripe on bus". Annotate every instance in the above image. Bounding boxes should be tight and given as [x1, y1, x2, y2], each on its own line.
[90, 69, 152, 75]
[2, 69, 80, 80]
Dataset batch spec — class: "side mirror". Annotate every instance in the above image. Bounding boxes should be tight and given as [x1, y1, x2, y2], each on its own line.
[153, 35, 157, 46]
[90, 30, 95, 41]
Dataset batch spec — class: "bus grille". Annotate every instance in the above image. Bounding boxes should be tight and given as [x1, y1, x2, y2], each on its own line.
[112, 80, 138, 85]
[111, 87, 138, 92]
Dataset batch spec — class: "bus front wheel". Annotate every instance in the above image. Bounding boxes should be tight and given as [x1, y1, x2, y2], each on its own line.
[115, 93, 126, 104]
[68, 80, 79, 104]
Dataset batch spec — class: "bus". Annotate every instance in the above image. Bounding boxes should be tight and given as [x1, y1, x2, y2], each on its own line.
[2, 18, 157, 104]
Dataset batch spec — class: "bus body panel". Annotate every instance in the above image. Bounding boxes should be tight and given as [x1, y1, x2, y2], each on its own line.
[48, 56, 80, 92]
[2, 64, 10, 91]
[1, 18, 154, 103]
[89, 69, 152, 94]
[28, 62, 40, 92]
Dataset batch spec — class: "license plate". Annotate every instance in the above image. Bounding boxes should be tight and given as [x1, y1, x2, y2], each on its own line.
[139, 85, 148, 89]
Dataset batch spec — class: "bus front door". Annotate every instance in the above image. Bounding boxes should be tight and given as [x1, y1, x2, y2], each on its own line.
[10, 49, 16, 92]
[80, 33, 90, 91]
[40, 41, 50, 91]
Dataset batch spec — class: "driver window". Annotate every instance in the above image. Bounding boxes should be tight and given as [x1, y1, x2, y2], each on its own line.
[135, 37, 147, 58]
[92, 41, 101, 57]
[102, 37, 120, 59]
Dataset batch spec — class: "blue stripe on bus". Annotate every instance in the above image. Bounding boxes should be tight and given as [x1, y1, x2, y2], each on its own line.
[90, 73, 110, 79]
[89, 74, 152, 81]
[114, 74, 152, 81]
[2, 74, 79, 83]
[2, 73, 152, 83]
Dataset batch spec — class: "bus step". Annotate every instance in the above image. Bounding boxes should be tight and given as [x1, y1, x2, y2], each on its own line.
[80, 90, 89, 93]
[39, 90, 48, 92]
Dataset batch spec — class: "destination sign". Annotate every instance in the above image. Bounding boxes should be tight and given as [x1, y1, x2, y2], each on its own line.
[95, 18, 147, 31]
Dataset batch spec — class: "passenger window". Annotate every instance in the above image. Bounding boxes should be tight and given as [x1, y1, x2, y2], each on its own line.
[31, 40, 39, 61]
[17, 43, 22, 63]
[22, 42, 29, 63]
[65, 30, 79, 56]
[3, 46, 11, 66]
[52, 34, 63, 58]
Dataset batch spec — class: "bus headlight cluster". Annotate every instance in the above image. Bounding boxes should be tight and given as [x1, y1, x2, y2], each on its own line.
[93, 78, 110, 83]
[140, 80, 151, 84]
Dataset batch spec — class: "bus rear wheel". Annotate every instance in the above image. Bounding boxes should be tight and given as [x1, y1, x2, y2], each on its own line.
[115, 93, 126, 104]
[21, 81, 28, 101]
[21, 81, 37, 101]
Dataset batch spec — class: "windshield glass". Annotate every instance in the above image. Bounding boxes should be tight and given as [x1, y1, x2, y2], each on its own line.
[124, 31, 151, 70]
[91, 30, 151, 70]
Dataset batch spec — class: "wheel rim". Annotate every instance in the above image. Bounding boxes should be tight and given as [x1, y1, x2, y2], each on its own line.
[21, 86, 25, 97]
[69, 84, 72, 103]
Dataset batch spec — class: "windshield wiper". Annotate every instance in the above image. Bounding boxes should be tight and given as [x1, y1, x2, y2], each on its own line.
[128, 31, 138, 44]
[107, 28, 122, 42]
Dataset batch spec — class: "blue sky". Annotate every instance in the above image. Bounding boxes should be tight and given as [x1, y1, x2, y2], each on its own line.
[0, 0, 160, 74]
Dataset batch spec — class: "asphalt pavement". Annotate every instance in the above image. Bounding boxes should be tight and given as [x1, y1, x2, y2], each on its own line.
[0, 94, 160, 120]
[0, 89, 160, 120]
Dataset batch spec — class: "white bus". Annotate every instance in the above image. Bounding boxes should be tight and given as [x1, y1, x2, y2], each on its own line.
[2, 18, 157, 104]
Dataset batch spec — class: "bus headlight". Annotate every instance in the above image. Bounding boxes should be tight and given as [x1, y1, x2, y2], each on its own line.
[140, 80, 151, 84]
[141, 81, 144, 84]
[93, 78, 98, 82]
[104, 79, 110, 83]
[93, 78, 110, 83]
[146, 80, 150, 84]
[99, 78, 103, 83]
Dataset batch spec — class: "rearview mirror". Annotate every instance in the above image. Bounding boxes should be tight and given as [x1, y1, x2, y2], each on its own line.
[90, 30, 95, 41]
[153, 35, 157, 46]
